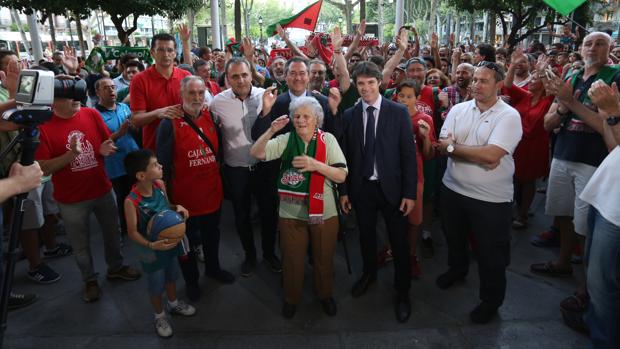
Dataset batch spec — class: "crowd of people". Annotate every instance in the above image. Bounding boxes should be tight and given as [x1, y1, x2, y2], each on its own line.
[0, 20, 618, 348]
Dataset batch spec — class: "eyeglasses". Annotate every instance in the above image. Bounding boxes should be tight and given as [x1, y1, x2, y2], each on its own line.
[476, 61, 503, 74]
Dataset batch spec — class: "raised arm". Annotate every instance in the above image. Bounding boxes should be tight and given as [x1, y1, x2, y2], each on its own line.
[242, 37, 265, 85]
[277, 24, 309, 59]
[382, 29, 407, 86]
[179, 24, 193, 65]
[345, 19, 366, 62]
[331, 26, 350, 93]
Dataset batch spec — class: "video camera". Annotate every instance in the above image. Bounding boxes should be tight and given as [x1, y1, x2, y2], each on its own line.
[2, 69, 87, 127]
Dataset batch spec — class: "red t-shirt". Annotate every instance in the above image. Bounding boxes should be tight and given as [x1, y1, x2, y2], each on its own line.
[130, 65, 191, 150]
[35, 108, 112, 204]
[411, 111, 436, 183]
[416, 85, 436, 117]
[207, 80, 221, 96]
[170, 111, 223, 216]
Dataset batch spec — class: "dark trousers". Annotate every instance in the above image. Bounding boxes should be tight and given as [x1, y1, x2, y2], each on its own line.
[179, 209, 223, 286]
[440, 185, 512, 307]
[111, 175, 133, 233]
[352, 180, 411, 296]
[223, 162, 278, 260]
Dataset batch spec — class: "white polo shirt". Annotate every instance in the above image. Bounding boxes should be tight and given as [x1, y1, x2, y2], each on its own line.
[580, 146, 620, 227]
[440, 98, 522, 203]
[210, 86, 265, 167]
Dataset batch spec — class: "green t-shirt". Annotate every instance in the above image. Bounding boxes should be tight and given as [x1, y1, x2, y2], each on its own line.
[0, 86, 20, 178]
[338, 85, 361, 113]
[265, 131, 347, 221]
[117, 86, 130, 107]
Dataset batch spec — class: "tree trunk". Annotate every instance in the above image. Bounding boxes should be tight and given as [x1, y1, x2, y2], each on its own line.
[188, 8, 196, 42]
[110, 14, 139, 46]
[455, 14, 461, 43]
[359, 0, 365, 22]
[488, 12, 496, 46]
[10, 9, 31, 53]
[221, 0, 228, 43]
[469, 12, 475, 43]
[74, 15, 87, 58]
[49, 14, 57, 51]
[430, 0, 438, 35]
[234, 0, 241, 42]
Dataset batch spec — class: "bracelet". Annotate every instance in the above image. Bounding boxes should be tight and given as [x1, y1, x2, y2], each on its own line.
[334, 49, 342, 54]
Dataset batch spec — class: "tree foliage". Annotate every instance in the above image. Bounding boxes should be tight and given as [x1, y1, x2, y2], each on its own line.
[447, 0, 607, 49]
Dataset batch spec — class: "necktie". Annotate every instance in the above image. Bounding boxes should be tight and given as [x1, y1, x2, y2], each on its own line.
[362, 106, 376, 179]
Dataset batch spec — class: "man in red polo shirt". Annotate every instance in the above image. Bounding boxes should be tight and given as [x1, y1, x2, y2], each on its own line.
[130, 33, 191, 150]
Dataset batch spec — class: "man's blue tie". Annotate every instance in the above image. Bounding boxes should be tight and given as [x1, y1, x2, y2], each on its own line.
[362, 106, 376, 179]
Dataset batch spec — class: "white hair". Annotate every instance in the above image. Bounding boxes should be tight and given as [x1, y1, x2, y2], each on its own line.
[289, 96, 324, 128]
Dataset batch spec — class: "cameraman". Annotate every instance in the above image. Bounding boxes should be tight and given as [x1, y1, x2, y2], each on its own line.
[35, 75, 141, 303]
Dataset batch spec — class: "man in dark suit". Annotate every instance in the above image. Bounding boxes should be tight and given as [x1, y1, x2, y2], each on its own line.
[339, 61, 417, 323]
[251, 56, 341, 140]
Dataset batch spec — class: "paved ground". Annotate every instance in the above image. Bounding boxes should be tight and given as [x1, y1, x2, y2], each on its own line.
[4, 191, 589, 348]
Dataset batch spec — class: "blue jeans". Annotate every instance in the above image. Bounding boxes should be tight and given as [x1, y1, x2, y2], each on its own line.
[146, 259, 180, 297]
[585, 207, 620, 349]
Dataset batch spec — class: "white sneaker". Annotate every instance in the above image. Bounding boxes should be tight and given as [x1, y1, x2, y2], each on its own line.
[154, 316, 173, 338]
[169, 300, 196, 316]
[195, 245, 205, 263]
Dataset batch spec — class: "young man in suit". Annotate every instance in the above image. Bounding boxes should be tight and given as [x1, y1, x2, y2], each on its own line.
[339, 61, 418, 323]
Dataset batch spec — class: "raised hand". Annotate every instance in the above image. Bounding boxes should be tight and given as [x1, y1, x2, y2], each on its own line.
[178, 23, 191, 42]
[328, 87, 342, 115]
[262, 86, 278, 116]
[510, 46, 524, 64]
[589, 81, 620, 116]
[242, 37, 254, 59]
[269, 114, 289, 133]
[276, 24, 288, 41]
[357, 19, 367, 37]
[331, 26, 344, 51]
[397, 28, 408, 51]
[431, 32, 439, 49]
[0, 59, 20, 98]
[62, 45, 78, 74]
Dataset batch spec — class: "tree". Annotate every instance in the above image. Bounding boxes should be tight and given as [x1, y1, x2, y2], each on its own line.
[447, 0, 606, 49]
[325, 0, 360, 34]
[89, 0, 203, 45]
[235, 0, 241, 42]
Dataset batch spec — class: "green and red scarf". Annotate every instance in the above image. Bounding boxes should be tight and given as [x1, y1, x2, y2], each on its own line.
[278, 129, 326, 224]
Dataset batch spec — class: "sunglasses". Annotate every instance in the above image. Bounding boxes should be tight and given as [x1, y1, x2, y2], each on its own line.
[476, 61, 503, 74]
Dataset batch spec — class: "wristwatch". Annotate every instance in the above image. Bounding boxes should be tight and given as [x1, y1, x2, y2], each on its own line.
[446, 143, 455, 155]
[607, 115, 620, 126]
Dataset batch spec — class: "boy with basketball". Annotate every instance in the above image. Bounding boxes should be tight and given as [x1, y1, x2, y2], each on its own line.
[124, 149, 196, 338]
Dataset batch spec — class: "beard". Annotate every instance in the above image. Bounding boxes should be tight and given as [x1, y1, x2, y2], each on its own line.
[183, 102, 203, 116]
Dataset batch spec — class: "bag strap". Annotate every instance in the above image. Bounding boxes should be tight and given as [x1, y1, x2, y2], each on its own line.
[182, 113, 220, 162]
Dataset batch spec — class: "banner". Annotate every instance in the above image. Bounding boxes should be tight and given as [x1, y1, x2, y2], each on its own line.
[85, 46, 153, 72]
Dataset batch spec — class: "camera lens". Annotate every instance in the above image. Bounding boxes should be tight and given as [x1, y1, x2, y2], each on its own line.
[53, 79, 87, 102]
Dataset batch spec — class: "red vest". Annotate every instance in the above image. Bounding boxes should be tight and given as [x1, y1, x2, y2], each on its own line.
[170, 111, 223, 216]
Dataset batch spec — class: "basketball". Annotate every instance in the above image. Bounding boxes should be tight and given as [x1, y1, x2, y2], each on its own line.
[147, 210, 186, 245]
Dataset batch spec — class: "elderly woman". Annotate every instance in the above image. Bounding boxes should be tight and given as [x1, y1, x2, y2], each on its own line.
[251, 97, 347, 319]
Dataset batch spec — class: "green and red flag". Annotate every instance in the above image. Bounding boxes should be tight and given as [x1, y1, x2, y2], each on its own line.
[266, 0, 323, 36]
[543, 0, 587, 17]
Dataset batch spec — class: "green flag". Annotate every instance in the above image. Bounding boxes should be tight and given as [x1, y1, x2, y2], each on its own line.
[85, 46, 153, 72]
[543, 0, 587, 16]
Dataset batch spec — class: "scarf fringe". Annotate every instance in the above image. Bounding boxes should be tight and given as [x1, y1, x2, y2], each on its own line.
[279, 193, 308, 205]
[308, 214, 324, 225]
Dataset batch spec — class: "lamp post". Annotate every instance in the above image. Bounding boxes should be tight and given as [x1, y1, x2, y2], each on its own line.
[338, 16, 343, 32]
[259, 16, 263, 44]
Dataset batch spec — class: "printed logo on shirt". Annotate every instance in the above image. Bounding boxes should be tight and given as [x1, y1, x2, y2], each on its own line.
[416, 101, 433, 116]
[65, 131, 98, 172]
[187, 147, 216, 167]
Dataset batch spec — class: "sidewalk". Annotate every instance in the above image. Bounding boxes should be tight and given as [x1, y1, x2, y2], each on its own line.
[5, 193, 589, 348]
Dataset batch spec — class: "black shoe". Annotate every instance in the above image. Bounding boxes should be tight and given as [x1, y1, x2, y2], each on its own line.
[320, 297, 337, 317]
[8, 292, 37, 311]
[436, 269, 466, 290]
[282, 302, 296, 319]
[264, 254, 282, 273]
[241, 258, 257, 277]
[205, 269, 235, 284]
[351, 274, 376, 298]
[395, 295, 411, 323]
[186, 283, 201, 302]
[470, 302, 498, 324]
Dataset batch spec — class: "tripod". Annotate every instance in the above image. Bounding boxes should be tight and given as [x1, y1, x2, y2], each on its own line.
[0, 121, 45, 347]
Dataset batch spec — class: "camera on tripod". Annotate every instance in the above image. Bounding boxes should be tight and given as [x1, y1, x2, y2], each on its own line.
[2, 70, 87, 127]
